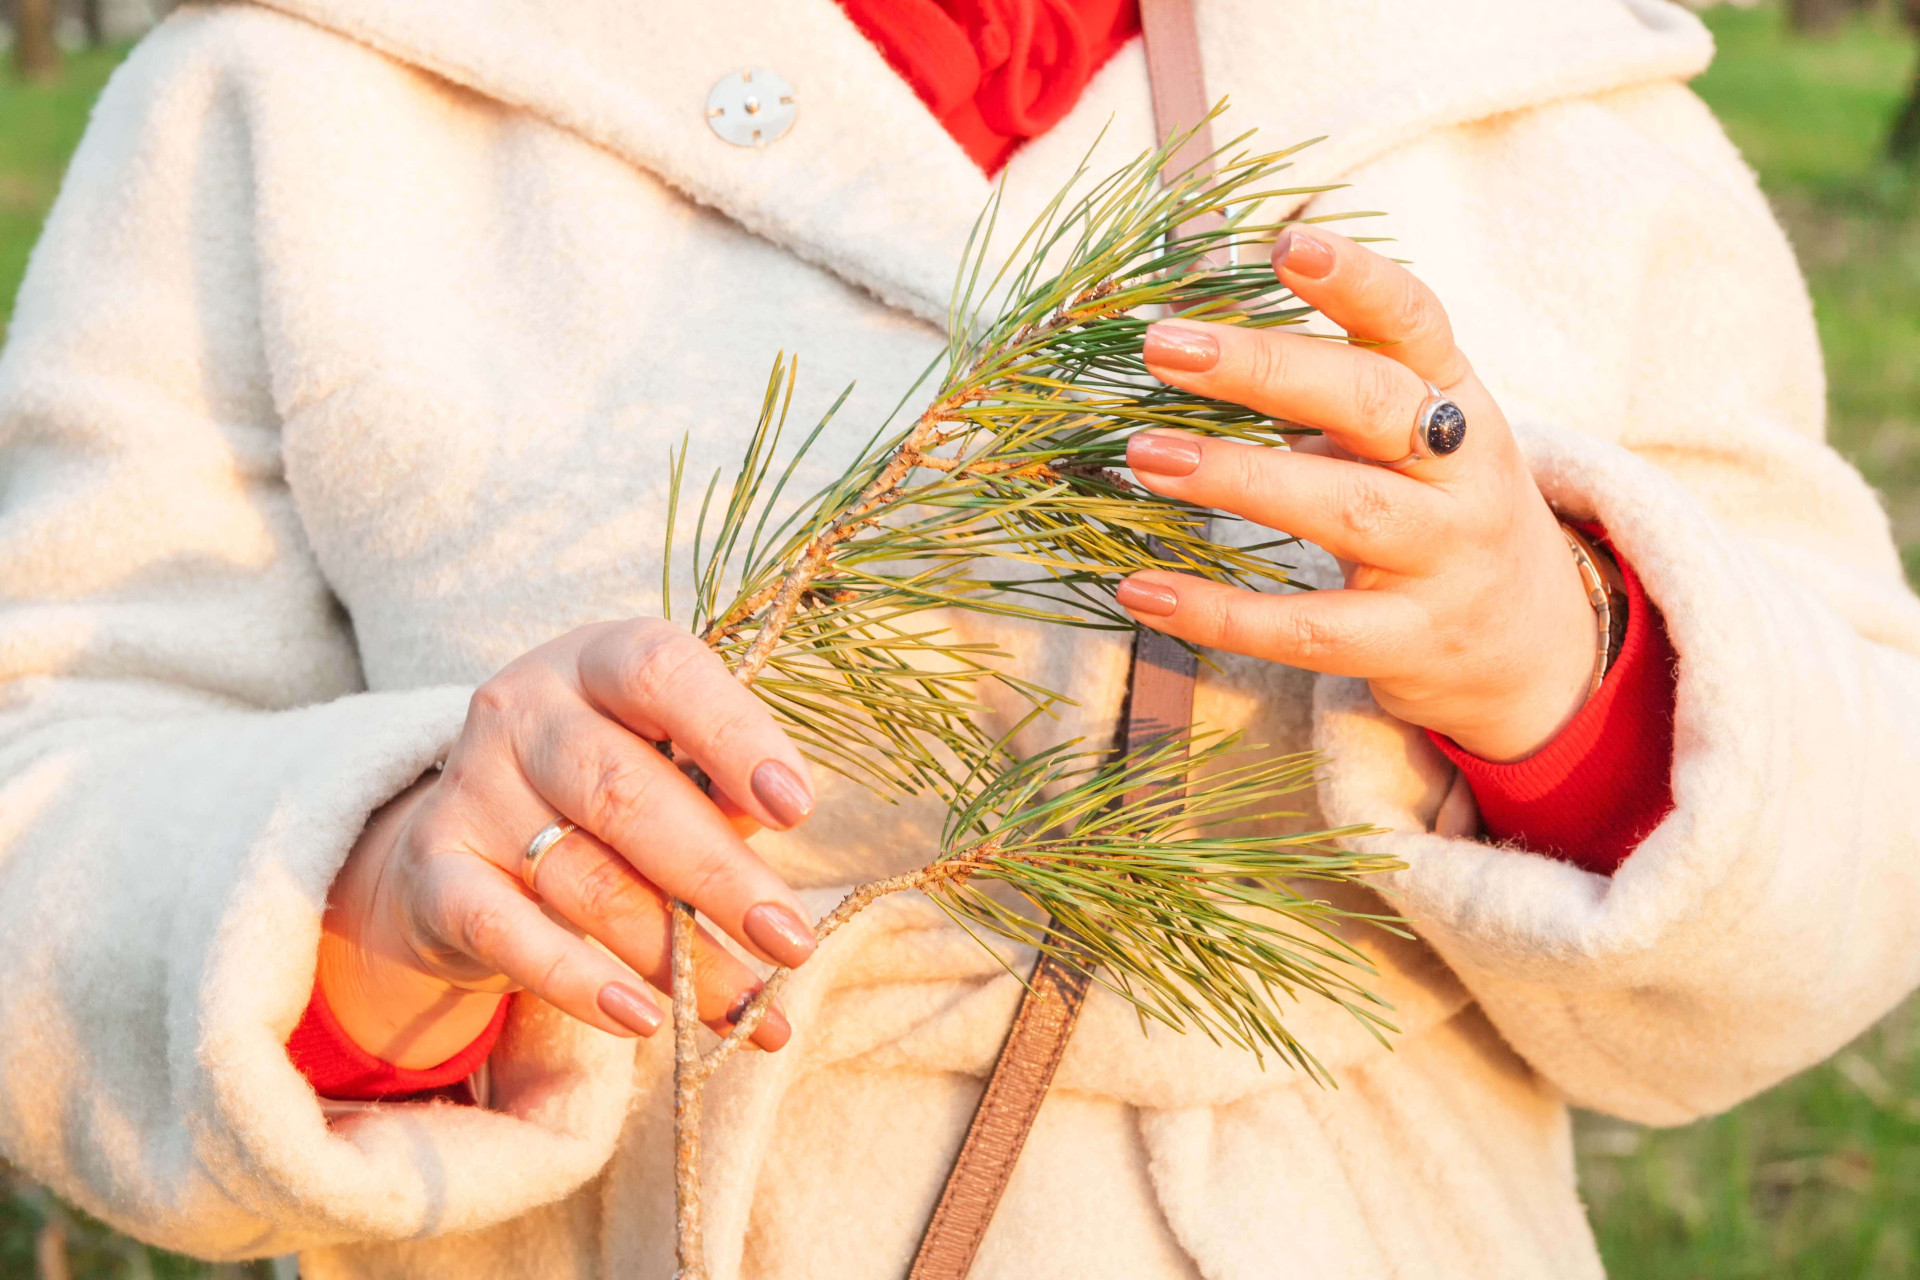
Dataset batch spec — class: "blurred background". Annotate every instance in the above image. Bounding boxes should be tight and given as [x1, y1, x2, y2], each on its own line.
[2, 0, 1918, 1276]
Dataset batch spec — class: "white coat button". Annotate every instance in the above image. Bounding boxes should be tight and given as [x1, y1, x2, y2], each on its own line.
[706, 69, 797, 147]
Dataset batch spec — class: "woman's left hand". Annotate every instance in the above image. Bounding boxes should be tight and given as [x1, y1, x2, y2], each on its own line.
[1119, 227, 1596, 763]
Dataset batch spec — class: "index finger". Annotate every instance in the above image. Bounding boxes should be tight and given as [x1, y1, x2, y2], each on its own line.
[576, 620, 816, 833]
[1270, 226, 1473, 391]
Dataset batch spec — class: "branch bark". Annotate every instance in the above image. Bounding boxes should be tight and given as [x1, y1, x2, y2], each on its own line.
[666, 277, 1132, 1274]
[668, 864, 978, 1274]
[671, 900, 705, 1280]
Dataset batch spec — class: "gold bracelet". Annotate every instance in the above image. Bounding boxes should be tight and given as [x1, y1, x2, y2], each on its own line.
[1560, 523, 1628, 698]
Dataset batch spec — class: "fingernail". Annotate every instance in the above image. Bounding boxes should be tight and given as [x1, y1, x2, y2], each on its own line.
[1143, 322, 1219, 372]
[726, 989, 793, 1052]
[1273, 227, 1335, 280]
[744, 901, 817, 967]
[755, 1004, 792, 1051]
[1116, 578, 1178, 618]
[750, 759, 815, 829]
[598, 982, 664, 1036]
[1127, 431, 1203, 478]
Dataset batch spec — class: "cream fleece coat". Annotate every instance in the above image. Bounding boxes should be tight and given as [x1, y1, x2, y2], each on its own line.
[2, 1, 1918, 1276]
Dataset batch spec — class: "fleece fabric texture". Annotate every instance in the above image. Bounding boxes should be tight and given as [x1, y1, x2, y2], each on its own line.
[2, 1, 1918, 1277]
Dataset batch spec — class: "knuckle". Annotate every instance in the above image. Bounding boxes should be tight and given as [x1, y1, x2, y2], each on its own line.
[467, 662, 561, 735]
[598, 615, 676, 663]
[701, 704, 759, 759]
[535, 948, 586, 1002]
[675, 848, 743, 913]
[467, 677, 519, 727]
[1392, 272, 1449, 342]
[618, 629, 708, 710]
[1333, 472, 1403, 544]
[1285, 610, 1346, 666]
[1200, 590, 1252, 652]
[1351, 360, 1408, 435]
[570, 854, 652, 924]
[1219, 444, 1267, 507]
[1240, 333, 1291, 394]
[458, 894, 518, 963]
[580, 754, 662, 836]
[1208, 604, 1252, 656]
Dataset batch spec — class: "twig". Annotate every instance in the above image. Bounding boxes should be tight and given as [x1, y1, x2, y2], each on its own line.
[697, 280, 1140, 687]
[666, 282, 1147, 1266]
[667, 862, 986, 1277]
[697, 864, 981, 1079]
[719, 401, 955, 688]
[659, 124, 1388, 1273]
[671, 899, 705, 1280]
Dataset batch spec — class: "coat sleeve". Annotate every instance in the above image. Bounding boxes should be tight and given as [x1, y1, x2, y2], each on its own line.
[1310, 77, 1920, 1127]
[0, 14, 633, 1258]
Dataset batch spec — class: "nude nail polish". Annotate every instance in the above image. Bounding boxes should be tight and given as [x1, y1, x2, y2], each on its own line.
[1273, 227, 1335, 279]
[750, 759, 815, 828]
[754, 1004, 792, 1051]
[1116, 579, 1178, 617]
[726, 989, 793, 1052]
[1127, 431, 1203, 477]
[1143, 322, 1219, 372]
[598, 981, 664, 1036]
[744, 901, 817, 967]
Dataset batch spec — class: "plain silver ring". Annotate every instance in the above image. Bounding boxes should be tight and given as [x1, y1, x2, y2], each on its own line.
[521, 820, 577, 893]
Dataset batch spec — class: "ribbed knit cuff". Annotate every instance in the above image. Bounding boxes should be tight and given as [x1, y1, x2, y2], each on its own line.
[1429, 530, 1678, 875]
[287, 977, 510, 1102]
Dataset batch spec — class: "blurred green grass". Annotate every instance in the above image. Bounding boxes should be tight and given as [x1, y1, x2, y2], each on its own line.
[1689, 3, 1920, 581]
[2, 3, 1920, 1277]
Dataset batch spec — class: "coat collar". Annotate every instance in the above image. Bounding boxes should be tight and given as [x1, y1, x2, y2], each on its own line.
[242, 0, 1711, 328]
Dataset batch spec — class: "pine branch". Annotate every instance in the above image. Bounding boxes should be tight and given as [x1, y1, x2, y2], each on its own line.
[662, 111, 1403, 1280]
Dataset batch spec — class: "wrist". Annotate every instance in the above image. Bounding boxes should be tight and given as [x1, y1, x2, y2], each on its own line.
[318, 774, 508, 1070]
[1438, 553, 1604, 763]
[1435, 671, 1590, 763]
[1437, 521, 1627, 763]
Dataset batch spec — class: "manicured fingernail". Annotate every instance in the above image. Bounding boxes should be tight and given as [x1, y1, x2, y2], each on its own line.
[744, 901, 817, 967]
[1143, 322, 1219, 372]
[598, 982, 664, 1036]
[1273, 227, 1335, 280]
[727, 989, 793, 1051]
[1127, 431, 1203, 477]
[1116, 578, 1178, 617]
[754, 1005, 792, 1051]
[750, 759, 814, 829]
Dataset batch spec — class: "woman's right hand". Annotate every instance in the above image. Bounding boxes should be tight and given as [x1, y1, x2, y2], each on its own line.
[317, 619, 821, 1070]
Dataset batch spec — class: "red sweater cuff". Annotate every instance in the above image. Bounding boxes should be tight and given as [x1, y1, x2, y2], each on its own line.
[287, 978, 509, 1102]
[1429, 531, 1677, 876]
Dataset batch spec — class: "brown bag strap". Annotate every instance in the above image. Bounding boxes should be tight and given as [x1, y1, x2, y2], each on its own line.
[907, 9, 1217, 1275]
[1140, 0, 1219, 202]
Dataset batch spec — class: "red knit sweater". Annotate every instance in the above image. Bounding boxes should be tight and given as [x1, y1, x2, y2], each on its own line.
[289, 4, 1679, 1097]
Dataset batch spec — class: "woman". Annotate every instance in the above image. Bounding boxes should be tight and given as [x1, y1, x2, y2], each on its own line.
[2, 0, 1917, 1276]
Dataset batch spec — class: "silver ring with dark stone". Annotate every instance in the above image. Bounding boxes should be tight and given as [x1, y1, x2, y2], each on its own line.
[1410, 383, 1468, 461]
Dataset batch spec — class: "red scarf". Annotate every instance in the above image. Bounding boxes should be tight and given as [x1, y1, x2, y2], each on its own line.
[837, 0, 1141, 173]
